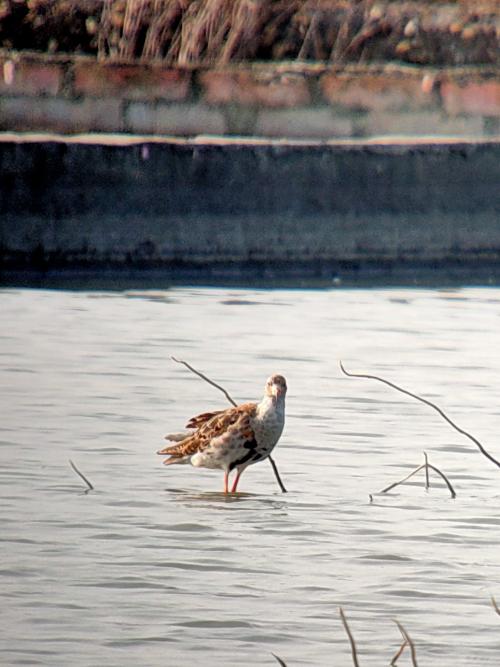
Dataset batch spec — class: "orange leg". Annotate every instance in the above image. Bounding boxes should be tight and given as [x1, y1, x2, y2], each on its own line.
[223, 471, 229, 494]
[231, 470, 242, 494]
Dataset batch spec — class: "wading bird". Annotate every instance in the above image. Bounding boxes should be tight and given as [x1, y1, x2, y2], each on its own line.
[158, 374, 287, 493]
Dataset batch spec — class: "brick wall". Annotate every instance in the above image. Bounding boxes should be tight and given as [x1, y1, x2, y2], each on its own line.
[0, 51, 499, 138]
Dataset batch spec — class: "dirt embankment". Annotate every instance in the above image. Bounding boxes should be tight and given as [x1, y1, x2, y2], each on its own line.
[0, 0, 499, 66]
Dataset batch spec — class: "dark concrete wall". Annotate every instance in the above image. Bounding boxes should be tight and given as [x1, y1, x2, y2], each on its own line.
[1, 136, 499, 281]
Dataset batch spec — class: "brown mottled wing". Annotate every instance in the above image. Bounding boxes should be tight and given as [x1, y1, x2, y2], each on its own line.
[185, 411, 223, 430]
[158, 403, 257, 459]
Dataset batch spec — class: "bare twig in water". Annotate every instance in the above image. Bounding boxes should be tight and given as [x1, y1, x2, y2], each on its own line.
[379, 454, 456, 499]
[381, 464, 425, 494]
[339, 607, 360, 667]
[424, 451, 430, 490]
[171, 356, 287, 492]
[340, 361, 500, 469]
[426, 462, 456, 499]
[390, 639, 408, 665]
[491, 596, 500, 616]
[69, 459, 94, 492]
[268, 455, 287, 494]
[395, 621, 418, 666]
[171, 356, 237, 407]
[271, 653, 288, 666]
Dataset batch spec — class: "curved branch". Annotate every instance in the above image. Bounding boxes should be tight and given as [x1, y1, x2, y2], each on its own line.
[391, 640, 408, 666]
[339, 607, 360, 667]
[340, 361, 500, 469]
[427, 463, 456, 499]
[380, 464, 425, 494]
[171, 356, 237, 406]
[394, 621, 418, 667]
[69, 459, 94, 492]
[268, 455, 287, 493]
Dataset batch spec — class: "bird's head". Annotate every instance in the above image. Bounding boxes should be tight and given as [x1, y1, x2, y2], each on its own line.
[265, 374, 287, 403]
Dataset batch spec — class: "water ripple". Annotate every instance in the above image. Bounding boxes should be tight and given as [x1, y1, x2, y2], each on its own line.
[3, 286, 500, 667]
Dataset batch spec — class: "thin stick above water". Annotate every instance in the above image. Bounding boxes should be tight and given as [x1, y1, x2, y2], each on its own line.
[268, 455, 287, 494]
[379, 454, 456, 499]
[69, 459, 94, 492]
[171, 356, 287, 492]
[395, 621, 418, 666]
[427, 462, 456, 499]
[491, 596, 500, 616]
[340, 361, 500, 470]
[171, 356, 237, 407]
[390, 639, 408, 665]
[381, 464, 425, 494]
[424, 451, 430, 490]
[339, 607, 360, 667]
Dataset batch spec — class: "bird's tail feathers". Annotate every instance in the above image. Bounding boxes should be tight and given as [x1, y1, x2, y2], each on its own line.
[164, 430, 191, 442]
[162, 455, 191, 466]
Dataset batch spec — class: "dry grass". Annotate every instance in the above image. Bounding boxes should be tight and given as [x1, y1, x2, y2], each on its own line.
[0, 0, 498, 64]
[95, 0, 499, 65]
[97, 0, 306, 63]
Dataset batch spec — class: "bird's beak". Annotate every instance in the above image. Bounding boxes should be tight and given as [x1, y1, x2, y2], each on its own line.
[272, 385, 283, 398]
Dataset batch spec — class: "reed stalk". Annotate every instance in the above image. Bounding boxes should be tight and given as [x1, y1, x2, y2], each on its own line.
[69, 459, 94, 492]
[340, 362, 500, 470]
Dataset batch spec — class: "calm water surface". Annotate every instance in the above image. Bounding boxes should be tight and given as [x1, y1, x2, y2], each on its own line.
[2, 286, 500, 666]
